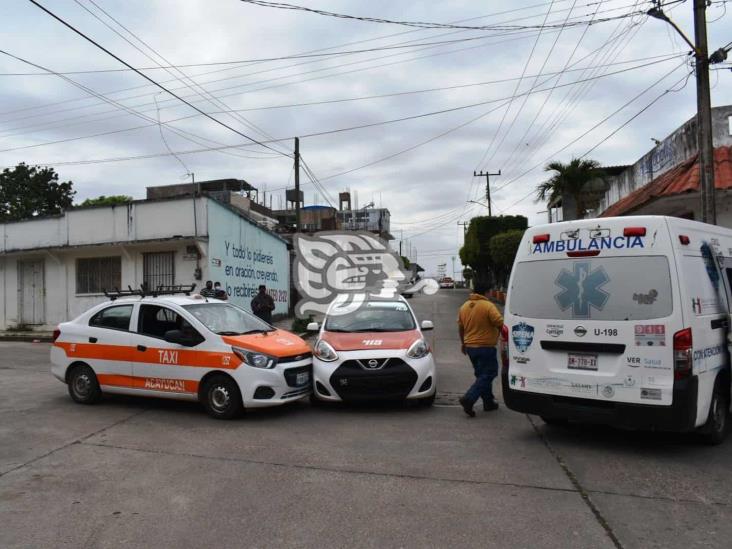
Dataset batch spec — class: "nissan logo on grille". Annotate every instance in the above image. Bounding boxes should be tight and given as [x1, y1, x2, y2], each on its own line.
[358, 358, 390, 370]
[574, 326, 587, 337]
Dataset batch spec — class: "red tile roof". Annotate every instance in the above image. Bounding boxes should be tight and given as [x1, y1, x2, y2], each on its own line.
[600, 146, 732, 217]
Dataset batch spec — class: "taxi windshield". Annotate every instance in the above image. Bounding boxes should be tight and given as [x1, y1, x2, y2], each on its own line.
[183, 303, 274, 335]
[324, 301, 415, 332]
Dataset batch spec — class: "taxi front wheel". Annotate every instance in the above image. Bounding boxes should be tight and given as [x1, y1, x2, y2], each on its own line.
[67, 364, 102, 404]
[201, 375, 243, 419]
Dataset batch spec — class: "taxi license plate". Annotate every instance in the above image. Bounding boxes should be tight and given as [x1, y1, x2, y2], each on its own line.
[296, 372, 310, 386]
[567, 353, 598, 371]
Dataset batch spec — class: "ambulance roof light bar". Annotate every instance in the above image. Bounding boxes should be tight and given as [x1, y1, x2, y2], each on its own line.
[623, 226, 646, 237]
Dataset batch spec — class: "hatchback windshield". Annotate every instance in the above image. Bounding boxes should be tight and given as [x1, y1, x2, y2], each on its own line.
[509, 255, 673, 321]
[325, 301, 415, 332]
[183, 303, 274, 335]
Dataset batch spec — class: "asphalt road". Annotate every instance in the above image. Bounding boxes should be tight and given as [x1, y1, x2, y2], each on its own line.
[1, 290, 732, 548]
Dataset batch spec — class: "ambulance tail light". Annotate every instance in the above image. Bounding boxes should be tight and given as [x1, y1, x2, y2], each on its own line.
[567, 250, 601, 257]
[532, 234, 550, 244]
[679, 235, 690, 245]
[500, 325, 509, 370]
[623, 227, 646, 237]
[52, 328, 60, 342]
[673, 328, 693, 380]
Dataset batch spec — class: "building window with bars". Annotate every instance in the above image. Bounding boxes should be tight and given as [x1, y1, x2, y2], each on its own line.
[76, 257, 122, 294]
[143, 252, 175, 291]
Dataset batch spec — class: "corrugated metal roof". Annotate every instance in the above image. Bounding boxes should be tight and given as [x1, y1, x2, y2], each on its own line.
[600, 146, 732, 217]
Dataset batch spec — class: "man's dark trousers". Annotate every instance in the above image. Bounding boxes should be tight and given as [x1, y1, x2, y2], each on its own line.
[464, 347, 498, 406]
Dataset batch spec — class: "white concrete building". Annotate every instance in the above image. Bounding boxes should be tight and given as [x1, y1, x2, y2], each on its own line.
[0, 195, 290, 332]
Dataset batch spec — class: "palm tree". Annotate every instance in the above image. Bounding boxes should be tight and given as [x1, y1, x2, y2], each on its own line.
[536, 158, 605, 219]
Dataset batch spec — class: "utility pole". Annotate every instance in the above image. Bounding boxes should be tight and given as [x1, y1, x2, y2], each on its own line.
[473, 170, 501, 216]
[294, 137, 301, 232]
[693, 0, 716, 224]
[458, 221, 469, 238]
[648, 1, 717, 224]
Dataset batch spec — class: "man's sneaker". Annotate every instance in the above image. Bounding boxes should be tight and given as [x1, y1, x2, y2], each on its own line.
[483, 400, 499, 412]
[459, 396, 476, 418]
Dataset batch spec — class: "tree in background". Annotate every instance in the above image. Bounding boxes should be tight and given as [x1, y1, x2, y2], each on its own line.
[535, 158, 605, 220]
[459, 215, 527, 286]
[0, 164, 75, 222]
[488, 229, 525, 287]
[79, 195, 133, 207]
[400, 255, 411, 269]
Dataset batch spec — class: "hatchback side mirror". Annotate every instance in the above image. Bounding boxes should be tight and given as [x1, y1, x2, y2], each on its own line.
[164, 329, 202, 347]
[420, 320, 434, 331]
[306, 322, 320, 332]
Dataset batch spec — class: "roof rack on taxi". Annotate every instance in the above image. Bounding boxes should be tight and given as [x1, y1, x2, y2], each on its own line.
[103, 284, 197, 300]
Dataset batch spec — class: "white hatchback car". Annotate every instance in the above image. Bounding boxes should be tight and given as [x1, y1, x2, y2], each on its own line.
[51, 291, 312, 419]
[308, 297, 436, 405]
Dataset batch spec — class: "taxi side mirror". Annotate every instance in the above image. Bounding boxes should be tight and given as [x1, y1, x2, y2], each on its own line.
[306, 322, 320, 332]
[164, 329, 202, 347]
[420, 320, 434, 331]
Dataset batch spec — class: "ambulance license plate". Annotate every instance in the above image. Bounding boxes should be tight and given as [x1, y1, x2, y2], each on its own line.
[567, 353, 598, 371]
[296, 372, 310, 386]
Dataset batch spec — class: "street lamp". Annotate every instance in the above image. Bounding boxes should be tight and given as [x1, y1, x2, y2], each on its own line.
[467, 200, 490, 209]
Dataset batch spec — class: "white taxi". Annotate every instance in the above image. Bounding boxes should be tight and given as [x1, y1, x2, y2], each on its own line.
[308, 297, 436, 405]
[51, 291, 312, 419]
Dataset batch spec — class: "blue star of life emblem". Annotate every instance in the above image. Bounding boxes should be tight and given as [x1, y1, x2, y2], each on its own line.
[554, 261, 610, 318]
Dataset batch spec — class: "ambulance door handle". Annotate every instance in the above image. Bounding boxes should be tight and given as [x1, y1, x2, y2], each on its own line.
[137, 345, 147, 352]
[88, 337, 97, 343]
[711, 318, 728, 330]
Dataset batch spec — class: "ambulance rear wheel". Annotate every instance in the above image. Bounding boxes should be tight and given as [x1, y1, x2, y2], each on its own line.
[700, 377, 728, 445]
[201, 375, 243, 420]
[67, 364, 102, 405]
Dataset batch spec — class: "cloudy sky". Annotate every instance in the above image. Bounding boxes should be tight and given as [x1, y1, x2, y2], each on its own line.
[1, 0, 730, 276]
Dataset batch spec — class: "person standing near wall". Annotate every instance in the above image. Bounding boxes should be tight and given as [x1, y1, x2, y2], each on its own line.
[251, 285, 275, 323]
[200, 280, 216, 298]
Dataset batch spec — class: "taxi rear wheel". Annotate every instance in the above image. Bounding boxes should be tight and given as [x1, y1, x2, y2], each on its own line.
[201, 375, 243, 420]
[67, 364, 102, 404]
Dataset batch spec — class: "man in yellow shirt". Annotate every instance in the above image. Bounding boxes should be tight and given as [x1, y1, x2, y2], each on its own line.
[457, 282, 504, 417]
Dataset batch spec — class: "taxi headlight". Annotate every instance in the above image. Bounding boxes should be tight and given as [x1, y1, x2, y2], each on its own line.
[314, 339, 338, 362]
[406, 338, 430, 359]
[232, 347, 277, 369]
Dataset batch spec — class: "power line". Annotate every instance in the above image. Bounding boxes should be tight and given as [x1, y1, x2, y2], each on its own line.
[5, 55, 683, 168]
[27, 0, 290, 158]
[239, 0, 648, 31]
[6, 0, 649, 129]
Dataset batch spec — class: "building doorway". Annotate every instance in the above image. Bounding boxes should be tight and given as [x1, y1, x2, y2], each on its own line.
[19, 259, 45, 325]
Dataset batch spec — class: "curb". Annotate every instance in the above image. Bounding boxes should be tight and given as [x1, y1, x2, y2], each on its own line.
[0, 334, 52, 342]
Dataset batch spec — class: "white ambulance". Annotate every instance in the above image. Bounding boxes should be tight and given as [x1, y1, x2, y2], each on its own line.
[51, 289, 312, 419]
[502, 216, 732, 443]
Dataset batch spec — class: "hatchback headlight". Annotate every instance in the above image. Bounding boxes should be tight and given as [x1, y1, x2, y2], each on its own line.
[232, 347, 277, 369]
[314, 339, 338, 362]
[406, 338, 430, 359]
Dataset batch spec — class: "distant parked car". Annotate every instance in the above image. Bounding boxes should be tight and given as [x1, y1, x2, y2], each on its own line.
[438, 277, 455, 289]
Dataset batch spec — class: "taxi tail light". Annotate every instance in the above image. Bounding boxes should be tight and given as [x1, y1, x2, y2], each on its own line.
[500, 325, 509, 370]
[533, 234, 550, 244]
[673, 328, 693, 380]
[623, 227, 646, 237]
[52, 328, 60, 342]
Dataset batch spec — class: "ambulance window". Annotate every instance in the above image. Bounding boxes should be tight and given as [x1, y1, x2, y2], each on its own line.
[138, 305, 201, 340]
[509, 256, 673, 321]
[89, 305, 133, 331]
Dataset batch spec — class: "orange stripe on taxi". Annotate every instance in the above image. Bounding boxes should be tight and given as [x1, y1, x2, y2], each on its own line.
[54, 342, 241, 369]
